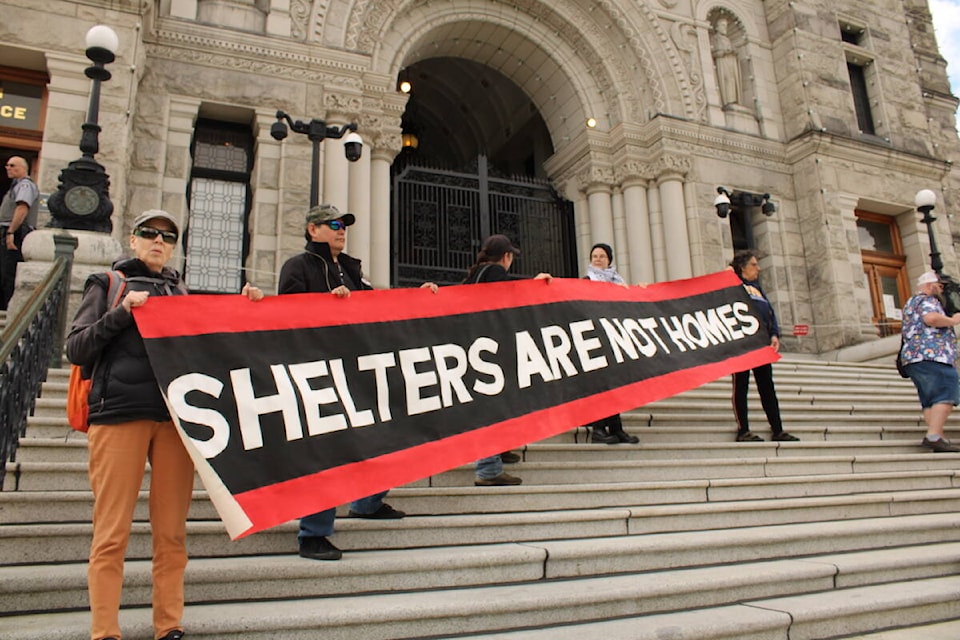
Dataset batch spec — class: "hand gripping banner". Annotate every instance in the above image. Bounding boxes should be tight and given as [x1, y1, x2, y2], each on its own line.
[134, 270, 778, 538]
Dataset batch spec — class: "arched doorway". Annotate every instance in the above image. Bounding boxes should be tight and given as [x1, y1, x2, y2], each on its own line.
[391, 58, 576, 286]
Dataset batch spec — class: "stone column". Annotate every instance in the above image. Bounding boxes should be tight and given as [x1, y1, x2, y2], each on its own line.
[369, 148, 393, 289]
[322, 124, 349, 209]
[647, 183, 666, 282]
[347, 144, 372, 272]
[587, 184, 615, 246]
[658, 174, 692, 280]
[622, 178, 654, 285]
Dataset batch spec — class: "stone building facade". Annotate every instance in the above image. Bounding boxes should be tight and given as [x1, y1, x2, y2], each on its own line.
[1, 0, 957, 354]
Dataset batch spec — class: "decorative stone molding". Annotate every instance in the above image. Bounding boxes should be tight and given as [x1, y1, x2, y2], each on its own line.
[323, 92, 364, 118]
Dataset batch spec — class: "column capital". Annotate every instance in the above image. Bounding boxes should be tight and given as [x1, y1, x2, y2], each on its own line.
[655, 154, 693, 182]
[577, 166, 616, 193]
[615, 161, 656, 186]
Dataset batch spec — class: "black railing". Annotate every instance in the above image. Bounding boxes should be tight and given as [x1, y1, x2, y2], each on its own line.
[0, 250, 73, 490]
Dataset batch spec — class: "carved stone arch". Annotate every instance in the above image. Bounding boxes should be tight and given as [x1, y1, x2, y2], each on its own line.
[342, 0, 676, 130]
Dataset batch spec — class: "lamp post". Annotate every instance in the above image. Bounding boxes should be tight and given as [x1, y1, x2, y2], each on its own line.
[47, 25, 119, 233]
[915, 189, 960, 315]
[270, 110, 363, 208]
[714, 186, 776, 251]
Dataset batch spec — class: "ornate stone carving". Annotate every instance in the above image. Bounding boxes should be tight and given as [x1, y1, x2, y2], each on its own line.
[576, 166, 616, 192]
[615, 161, 656, 184]
[324, 92, 364, 117]
[656, 155, 692, 178]
[290, 0, 314, 40]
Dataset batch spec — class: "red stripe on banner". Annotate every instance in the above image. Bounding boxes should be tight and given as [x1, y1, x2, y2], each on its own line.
[135, 271, 744, 339]
[230, 346, 776, 538]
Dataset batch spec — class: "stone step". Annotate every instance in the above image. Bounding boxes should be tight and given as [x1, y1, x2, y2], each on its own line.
[9, 433, 939, 465]
[8, 449, 960, 493]
[2, 468, 955, 525]
[2, 556, 958, 640]
[4, 487, 960, 565]
[459, 577, 960, 640]
[0, 514, 957, 616]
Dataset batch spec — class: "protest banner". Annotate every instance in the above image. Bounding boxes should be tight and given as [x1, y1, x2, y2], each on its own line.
[134, 270, 776, 538]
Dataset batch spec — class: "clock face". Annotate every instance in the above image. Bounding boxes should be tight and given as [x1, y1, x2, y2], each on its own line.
[65, 185, 100, 216]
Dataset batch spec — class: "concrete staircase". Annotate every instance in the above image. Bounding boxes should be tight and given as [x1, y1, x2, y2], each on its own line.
[3, 359, 960, 639]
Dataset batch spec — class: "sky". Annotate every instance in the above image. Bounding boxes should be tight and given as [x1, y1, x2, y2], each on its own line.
[929, 0, 960, 127]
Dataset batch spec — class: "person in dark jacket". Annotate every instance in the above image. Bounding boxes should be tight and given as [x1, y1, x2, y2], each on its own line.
[279, 204, 436, 561]
[583, 243, 640, 444]
[66, 210, 263, 640]
[729, 249, 798, 443]
[463, 234, 552, 485]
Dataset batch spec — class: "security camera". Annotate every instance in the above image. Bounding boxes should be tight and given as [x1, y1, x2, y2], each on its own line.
[713, 187, 732, 219]
[761, 194, 776, 217]
[270, 120, 288, 141]
[343, 132, 363, 162]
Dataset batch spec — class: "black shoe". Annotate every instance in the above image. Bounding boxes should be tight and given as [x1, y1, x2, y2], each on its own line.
[475, 472, 522, 486]
[159, 631, 185, 640]
[591, 428, 619, 444]
[736, 431, 764, 442]
[348, 503, 406, 519]
[612, 430, 639, 444]
[298, 536, 342, 561]
[500, 451, 522, 464]
[922, 436, 960, 453]
[772, 431, 799, 441]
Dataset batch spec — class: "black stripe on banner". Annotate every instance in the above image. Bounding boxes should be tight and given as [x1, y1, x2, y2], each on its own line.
[145, 286, 765, 494]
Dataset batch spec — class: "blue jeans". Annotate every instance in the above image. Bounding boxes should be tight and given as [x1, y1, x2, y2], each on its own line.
[298, 491, 388, 541]
[475, 455, 503, 480]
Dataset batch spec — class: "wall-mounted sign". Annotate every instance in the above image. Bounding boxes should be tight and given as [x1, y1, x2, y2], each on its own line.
[0, 80, 43, 131]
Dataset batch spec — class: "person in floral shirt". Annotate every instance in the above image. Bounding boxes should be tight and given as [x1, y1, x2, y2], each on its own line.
[900, 270, 960, 452]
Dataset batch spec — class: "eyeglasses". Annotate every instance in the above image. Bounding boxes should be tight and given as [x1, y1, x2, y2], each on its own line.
[134, 226, 178, 245]
[322, 220, 348, 231]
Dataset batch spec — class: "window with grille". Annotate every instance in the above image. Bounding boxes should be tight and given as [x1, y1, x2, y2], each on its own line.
[184, 119, 252, 293]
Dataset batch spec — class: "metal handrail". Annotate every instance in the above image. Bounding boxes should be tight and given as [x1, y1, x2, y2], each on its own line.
[0, 256, 70, 489]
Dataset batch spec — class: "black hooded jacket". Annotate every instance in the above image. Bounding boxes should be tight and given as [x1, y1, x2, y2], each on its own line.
[66, 257, 186, 425]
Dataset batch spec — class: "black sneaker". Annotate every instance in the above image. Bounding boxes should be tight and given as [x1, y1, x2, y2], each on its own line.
[500, 451, 522, 464]
[348, 503, 406, 519]
[474, 473, 522, 486]
[159, 631, 185, 640]
[591, 429, 619, 444]
[922, 436, 960, 453]
[772, 431, 799, 441]
[736, 431, 764, 442]
[298, 536, 342, 561]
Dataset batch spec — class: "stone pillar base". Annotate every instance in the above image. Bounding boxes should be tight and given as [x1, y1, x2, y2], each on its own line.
[10, 228, 124, 328]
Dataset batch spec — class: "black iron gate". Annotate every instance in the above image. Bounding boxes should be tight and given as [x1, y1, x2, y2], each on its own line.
[391, 156, 577, 287]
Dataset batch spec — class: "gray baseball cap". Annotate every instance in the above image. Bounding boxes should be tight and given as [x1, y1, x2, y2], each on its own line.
[133, 210, 180, 236]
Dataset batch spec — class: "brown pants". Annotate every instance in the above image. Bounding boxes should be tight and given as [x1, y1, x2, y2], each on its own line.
[87, 420, 194, 640]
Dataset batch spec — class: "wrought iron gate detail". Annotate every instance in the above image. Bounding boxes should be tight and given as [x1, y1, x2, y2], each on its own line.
[392, 156, 576, 287]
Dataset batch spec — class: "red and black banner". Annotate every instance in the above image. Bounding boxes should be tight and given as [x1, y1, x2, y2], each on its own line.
[135, 271, 777, 538]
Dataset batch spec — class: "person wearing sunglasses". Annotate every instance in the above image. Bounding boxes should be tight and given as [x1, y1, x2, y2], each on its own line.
[279, 203, 436, 561]
[0, 156, 40, 310]
[67, 209, 263, 640]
